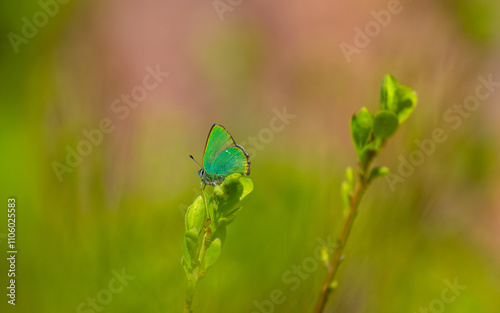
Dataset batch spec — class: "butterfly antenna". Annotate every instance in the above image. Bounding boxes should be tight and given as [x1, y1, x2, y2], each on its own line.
[189, 155, 202, 168]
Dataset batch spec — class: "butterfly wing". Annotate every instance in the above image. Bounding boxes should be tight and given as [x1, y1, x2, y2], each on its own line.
[202, 124, 236, 171]
[206, 145, 250, 177]
[203, 124, 250, 176]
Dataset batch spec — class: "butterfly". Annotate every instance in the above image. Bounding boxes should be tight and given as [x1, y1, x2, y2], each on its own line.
[190, 124, 250, 187]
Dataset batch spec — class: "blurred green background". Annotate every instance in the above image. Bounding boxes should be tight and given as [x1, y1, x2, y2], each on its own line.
[1, 0, 500, 312]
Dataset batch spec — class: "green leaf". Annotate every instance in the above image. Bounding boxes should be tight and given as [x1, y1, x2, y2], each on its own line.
[359, 141, 378, 169]
[206, 192, 217, 221]
[182, 240, 191, 266]
[182, 173, 252, 279]
[215, 174, 253, 220]
[350, 107, 373, 154]
[373, 111, 399, 139]
[185, 196, 206, 235]
[329, 280, 339, 292]
[181, 256, 190, 276]
[345, 167, 355, 192]
[204, 238, 222, 270]
[380, 75, 398, 111]
[218, 206, 243, 226]
[320, 246, 329, 267]
[380, 74, 417, 124]
[213, 185, 224, 198]
[239, 177, 254, 200]
[368, 166, 390, 183]
[183, 228, 199, 268]
[394, 85, 417, 124]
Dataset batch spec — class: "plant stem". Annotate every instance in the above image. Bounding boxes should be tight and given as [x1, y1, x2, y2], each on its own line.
[197, 223, 212, 275]
[184, 189, 213, 313]
[313, 169, 370, 313]
[183, 228, 212, 313]
[184, 275, 196, 313]
[184, 292, 194, 313]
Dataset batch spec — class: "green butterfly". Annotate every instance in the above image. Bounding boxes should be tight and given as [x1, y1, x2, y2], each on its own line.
[190, 124, 250, 186]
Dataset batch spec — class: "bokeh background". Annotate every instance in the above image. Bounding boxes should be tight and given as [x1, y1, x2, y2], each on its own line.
[1, 0, 500, 312]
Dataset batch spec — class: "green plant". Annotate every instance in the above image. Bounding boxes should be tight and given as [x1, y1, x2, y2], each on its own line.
[181, 173, 253, 313]
[313, 75, 418, 313]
